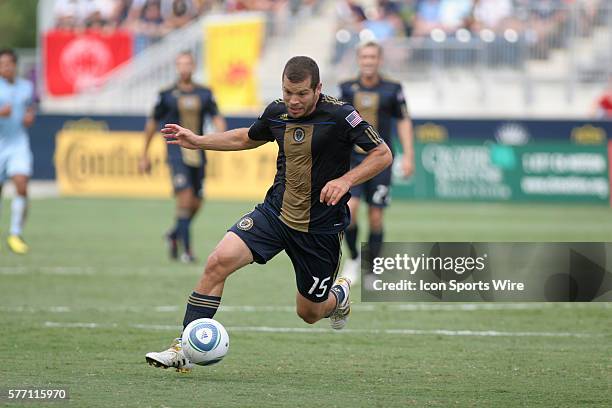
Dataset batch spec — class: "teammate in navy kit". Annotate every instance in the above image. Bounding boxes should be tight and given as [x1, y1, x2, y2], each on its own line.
[145, 56, 392, 372]
[339, 41, 414, 283]
[140, 51, 226, 263]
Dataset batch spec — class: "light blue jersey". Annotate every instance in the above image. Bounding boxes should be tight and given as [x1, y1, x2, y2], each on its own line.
[0, 77, 34, 181]
[0, 77, 33, 147]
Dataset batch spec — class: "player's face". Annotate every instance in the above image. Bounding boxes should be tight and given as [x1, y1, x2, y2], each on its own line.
[282, 76, 322, 118]
[0, 54, 16, 81]
[176, 54, 194, 82]
[357, 46, 382, 78]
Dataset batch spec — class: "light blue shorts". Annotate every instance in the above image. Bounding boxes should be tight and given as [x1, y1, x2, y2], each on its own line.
[0, 142, 33, 183]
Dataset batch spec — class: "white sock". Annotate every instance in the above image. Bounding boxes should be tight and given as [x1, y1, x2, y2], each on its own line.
[10, 195, 27, 236]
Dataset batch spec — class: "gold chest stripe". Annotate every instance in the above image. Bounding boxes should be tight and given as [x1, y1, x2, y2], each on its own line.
[354, 91, 379, 130]
[178, 94, 202, 167]
[280, 124, 314, 232]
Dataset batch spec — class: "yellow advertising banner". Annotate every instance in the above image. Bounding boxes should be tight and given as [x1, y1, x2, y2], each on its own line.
[206, 143, 278, 199]
[54, 130, 278, 200]
[55, 130, 173, 197]
[204, 15, 264, 112]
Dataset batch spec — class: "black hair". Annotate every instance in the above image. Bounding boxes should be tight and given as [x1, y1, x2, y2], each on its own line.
[282, 56, 320, 90]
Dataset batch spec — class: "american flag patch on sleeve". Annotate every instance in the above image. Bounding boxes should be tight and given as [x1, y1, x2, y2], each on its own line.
[345, 110, 363, 128]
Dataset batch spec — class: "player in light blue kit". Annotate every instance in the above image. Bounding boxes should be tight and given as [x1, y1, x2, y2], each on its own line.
[0, 49, 36, 254]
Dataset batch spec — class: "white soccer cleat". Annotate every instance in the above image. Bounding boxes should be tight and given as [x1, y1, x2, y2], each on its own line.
[145, 338, 194, 373]
[341, 256, 360, 284]
[329, 277, 351, 330]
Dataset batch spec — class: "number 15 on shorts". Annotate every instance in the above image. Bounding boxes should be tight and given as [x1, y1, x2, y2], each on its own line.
[308, 276, 330, 298]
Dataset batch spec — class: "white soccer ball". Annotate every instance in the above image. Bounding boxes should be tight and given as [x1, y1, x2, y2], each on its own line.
[181, 318, 229, 366]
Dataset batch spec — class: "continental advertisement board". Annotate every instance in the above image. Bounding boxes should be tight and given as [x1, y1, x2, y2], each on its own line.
[46, 116, 611, 204]
[54, 129, 277, 199]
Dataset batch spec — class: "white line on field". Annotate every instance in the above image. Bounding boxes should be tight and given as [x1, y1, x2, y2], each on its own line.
[42, 322, 603, 338]
[2, 303, 609, 314]
[0, 266, 190, 276]
[0, 266, 96, 275]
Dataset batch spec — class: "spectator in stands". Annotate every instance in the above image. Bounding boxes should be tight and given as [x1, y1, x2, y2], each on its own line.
[333, 0, 367, 63]
[412, 0, 441, 37]
[518, 0, 568, 57]
[54, 0, 116, 31]
[438, 0, 473, 33]
[592, 77, 612, 119]
[363, 2, 401, 42]
[470, 0, 517, 32]
[164, 0, 197, 29]
[54, 0, 80, 29]
[131, 0, 169, 53]
[111, 0, 135, 27]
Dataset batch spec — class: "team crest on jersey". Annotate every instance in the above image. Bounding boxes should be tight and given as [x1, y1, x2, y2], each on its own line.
[279, 113, 289, 120]
[361, 94, 374, 107]
[293, 127, 305, 143]
[237, 216, 254, 231]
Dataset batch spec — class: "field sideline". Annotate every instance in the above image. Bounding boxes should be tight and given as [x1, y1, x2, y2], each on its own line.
[1, 198, 611, 407]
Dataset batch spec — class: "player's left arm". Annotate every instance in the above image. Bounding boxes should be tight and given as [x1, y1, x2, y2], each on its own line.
[392, 83, 414, 177]
[211, 114, 227, 133]
[320, 109, 392, 205]
[397, 117, 414, 177]
[22, 106, 36, 128]
[22, 81, 36, 128]
[206, 91, 227, 133]
[320, 143, 392, 205]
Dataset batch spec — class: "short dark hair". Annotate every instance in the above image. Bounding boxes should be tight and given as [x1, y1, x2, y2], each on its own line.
[0, 48, 17, 63]
[176, 50, 194, 60]
[357, 41, 383, 57]
[282, 56, 320, 90]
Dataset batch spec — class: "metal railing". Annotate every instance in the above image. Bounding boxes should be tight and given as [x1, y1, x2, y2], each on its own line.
[331, 2, 612, 114]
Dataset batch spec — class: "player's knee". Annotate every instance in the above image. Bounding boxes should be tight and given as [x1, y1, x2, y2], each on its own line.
[16, 187, 28, 197]
[13, 179, 28, 196]
[369, 213, 383, 231]
[204, 252, 231, 282]
[296, 306, 319, 325]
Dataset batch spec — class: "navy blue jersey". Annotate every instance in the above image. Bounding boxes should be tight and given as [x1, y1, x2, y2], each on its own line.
[339, 78, 409, 155]
[152, 83, 219, 167]
[248, 94, 384, 234]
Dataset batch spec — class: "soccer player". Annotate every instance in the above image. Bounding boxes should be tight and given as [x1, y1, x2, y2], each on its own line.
[145, 56, 392, 371]
[0, 49, 36, 254]
[338, 41, 414, 283]
[140, 51, 226, 263]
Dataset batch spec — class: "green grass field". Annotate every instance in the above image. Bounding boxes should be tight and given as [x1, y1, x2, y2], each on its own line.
[1, 197, 611, 407]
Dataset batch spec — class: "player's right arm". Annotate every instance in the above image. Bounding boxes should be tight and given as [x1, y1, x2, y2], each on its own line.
[164, 101, 278, 151]
[163, 125, 267, 151]
[140, 90, 167, 173]
[0, 104, 11, 117]
[139, 118, 158, 173]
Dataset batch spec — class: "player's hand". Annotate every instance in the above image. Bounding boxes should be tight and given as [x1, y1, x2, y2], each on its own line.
[162, 123, 202, 150]
[320, 177, 351, 206]
[22, 108, 35, 127]
[0, 104, 11, 117]
[402, 155, 414, 178]
[138, 156, 151, 174]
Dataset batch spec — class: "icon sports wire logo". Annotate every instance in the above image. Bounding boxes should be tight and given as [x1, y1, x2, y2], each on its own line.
[372, 253, 487, 275]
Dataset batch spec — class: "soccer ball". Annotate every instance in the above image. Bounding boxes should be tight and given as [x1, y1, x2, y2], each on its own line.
[181, 318, 229, 366]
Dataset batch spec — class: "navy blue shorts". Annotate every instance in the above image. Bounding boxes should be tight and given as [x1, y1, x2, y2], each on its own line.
[229, 204, 343, 303]
[349, 159, 392, 208]
[169, 160, 205, 198]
